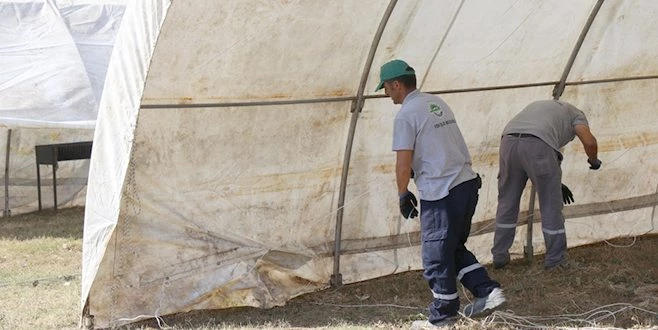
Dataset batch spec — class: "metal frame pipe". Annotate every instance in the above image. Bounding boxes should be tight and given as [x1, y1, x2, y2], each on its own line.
[330, 0, 398, 288]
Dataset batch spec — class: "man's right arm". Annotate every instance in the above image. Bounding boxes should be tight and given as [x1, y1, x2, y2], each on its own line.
[395, 150, 414, 195]
[574, 124, 601, 168]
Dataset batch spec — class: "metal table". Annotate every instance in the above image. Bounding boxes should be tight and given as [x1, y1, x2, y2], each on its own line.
[35, 141, 93, 210]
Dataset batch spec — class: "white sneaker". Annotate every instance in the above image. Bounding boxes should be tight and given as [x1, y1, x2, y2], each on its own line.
[410, 316, 458, 329]
[463, 287, 506, 317]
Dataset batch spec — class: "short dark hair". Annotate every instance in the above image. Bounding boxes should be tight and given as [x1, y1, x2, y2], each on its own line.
[392, 74, 417, 89]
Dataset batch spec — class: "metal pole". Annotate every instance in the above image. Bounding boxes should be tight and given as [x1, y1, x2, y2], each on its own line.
[552, 0, 605, 100]
[330, 0, 398, 288]
[419, 0, 465, 90]
[3, 129, 11, 217]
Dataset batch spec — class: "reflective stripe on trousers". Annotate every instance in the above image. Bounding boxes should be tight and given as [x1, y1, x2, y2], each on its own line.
[492, 135, 566, 267]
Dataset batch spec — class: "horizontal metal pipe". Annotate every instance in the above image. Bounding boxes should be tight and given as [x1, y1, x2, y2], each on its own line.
[311, 191, 658, 257]
[140, 75, 658, 109]
[565, 75, 658, 86]
[141, 95, 357, 109]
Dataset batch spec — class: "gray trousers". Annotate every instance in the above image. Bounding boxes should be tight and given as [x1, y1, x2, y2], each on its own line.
[492, 134, 567, 268]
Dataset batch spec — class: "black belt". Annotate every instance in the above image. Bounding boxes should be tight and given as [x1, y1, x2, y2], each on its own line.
[506, 133, 538, 138]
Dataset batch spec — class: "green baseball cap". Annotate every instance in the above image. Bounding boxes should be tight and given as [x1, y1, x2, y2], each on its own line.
[375, 59, 416, 91]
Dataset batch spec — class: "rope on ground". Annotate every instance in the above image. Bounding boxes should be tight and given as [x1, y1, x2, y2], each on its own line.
[116, 278, 170, 329]
[0, 274, 78, 288]
[471, 303, 657, 329]
[308, 301, 656, 329]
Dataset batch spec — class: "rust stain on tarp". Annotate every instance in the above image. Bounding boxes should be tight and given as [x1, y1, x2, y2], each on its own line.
[190, 282, 258, 309]
[364, 132, 658, 172]
[257, 259, 322, 288]
[576, 131, 658, 153]
[368, 154, 499, 174]
[228, 167, 338, 195]
[141, 89, 351, 105]
[371, 164, 390, 173]
[186, 254, 325, 309]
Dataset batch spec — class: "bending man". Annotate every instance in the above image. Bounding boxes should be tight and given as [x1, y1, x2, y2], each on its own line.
[492, 99, 601, 270]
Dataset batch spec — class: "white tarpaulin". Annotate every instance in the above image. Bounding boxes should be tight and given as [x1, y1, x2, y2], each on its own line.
[67, 0, 658, 328]
[0, 0, 124, 214]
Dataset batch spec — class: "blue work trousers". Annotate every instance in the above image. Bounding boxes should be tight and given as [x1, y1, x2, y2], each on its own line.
[420, 177, 500, 323]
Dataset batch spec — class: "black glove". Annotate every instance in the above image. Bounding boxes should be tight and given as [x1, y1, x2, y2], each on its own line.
[588, 158, 602, 170]
[399, 191, 419, 219]
[561, 184, 574, 205]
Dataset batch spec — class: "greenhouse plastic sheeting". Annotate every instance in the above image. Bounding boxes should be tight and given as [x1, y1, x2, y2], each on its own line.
[0, 0, 124, 214]
[77, 1, 658, 328]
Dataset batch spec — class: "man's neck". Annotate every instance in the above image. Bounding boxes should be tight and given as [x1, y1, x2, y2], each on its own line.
[401, 88, 418, 103]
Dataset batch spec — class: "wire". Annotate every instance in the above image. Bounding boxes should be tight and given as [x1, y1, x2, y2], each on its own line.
[472, 303, 657, 329]
[0, 274, 79, 288]
[309, 301, 656, 329]
[600, 176, 658, 248]
[116, 279, 170, 329]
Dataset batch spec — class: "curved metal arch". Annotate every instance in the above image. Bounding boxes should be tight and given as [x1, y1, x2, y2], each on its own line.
[419, 0, 466, 90]
[330, 0, 398, 288]
[553, 0, 606, 100]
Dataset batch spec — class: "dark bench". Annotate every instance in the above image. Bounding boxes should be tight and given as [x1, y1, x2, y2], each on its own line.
[35, 141, 93, 210]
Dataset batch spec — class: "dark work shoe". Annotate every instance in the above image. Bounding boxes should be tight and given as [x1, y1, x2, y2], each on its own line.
[493, 256, 510, 269]
[493, 260, 509, 269]
[544, 259, 584, 271]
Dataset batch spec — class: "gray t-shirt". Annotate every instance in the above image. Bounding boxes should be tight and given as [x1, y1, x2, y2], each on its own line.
[502, 100, 589, 150]
[392, 90, 475, 201]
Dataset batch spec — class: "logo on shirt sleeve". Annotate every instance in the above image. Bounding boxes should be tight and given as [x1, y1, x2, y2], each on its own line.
[429, 103, 443, 117]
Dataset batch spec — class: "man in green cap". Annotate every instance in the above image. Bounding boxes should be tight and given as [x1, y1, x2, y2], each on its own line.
[377, 59, 505, 329]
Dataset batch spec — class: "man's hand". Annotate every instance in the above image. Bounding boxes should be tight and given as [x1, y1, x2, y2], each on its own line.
[588, 158, 602, 170]
[399, 191, 419, 219]
[561, 184, 574, 205]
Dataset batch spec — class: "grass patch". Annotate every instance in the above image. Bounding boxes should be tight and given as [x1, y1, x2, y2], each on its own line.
[0, 207, 83, 330]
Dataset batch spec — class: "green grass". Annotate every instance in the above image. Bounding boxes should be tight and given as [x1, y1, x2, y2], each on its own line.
[0, 207, 83, 330]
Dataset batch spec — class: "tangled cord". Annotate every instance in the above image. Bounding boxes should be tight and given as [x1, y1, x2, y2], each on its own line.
[307, 301, 655, 329]
[116, 278, 169, 329]
[473, 303, 657, 329]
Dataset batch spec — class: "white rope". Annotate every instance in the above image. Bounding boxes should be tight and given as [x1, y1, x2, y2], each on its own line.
[595, 176, 658, 249]
[309, 301, 656, 329]
[0, 274, 78, 287]
[116, 279, 170, 329]
[471, 303, 657, 329]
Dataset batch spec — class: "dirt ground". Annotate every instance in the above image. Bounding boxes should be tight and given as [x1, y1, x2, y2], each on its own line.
[1, 207, 656, 329]
[132, 234, 658, 329]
